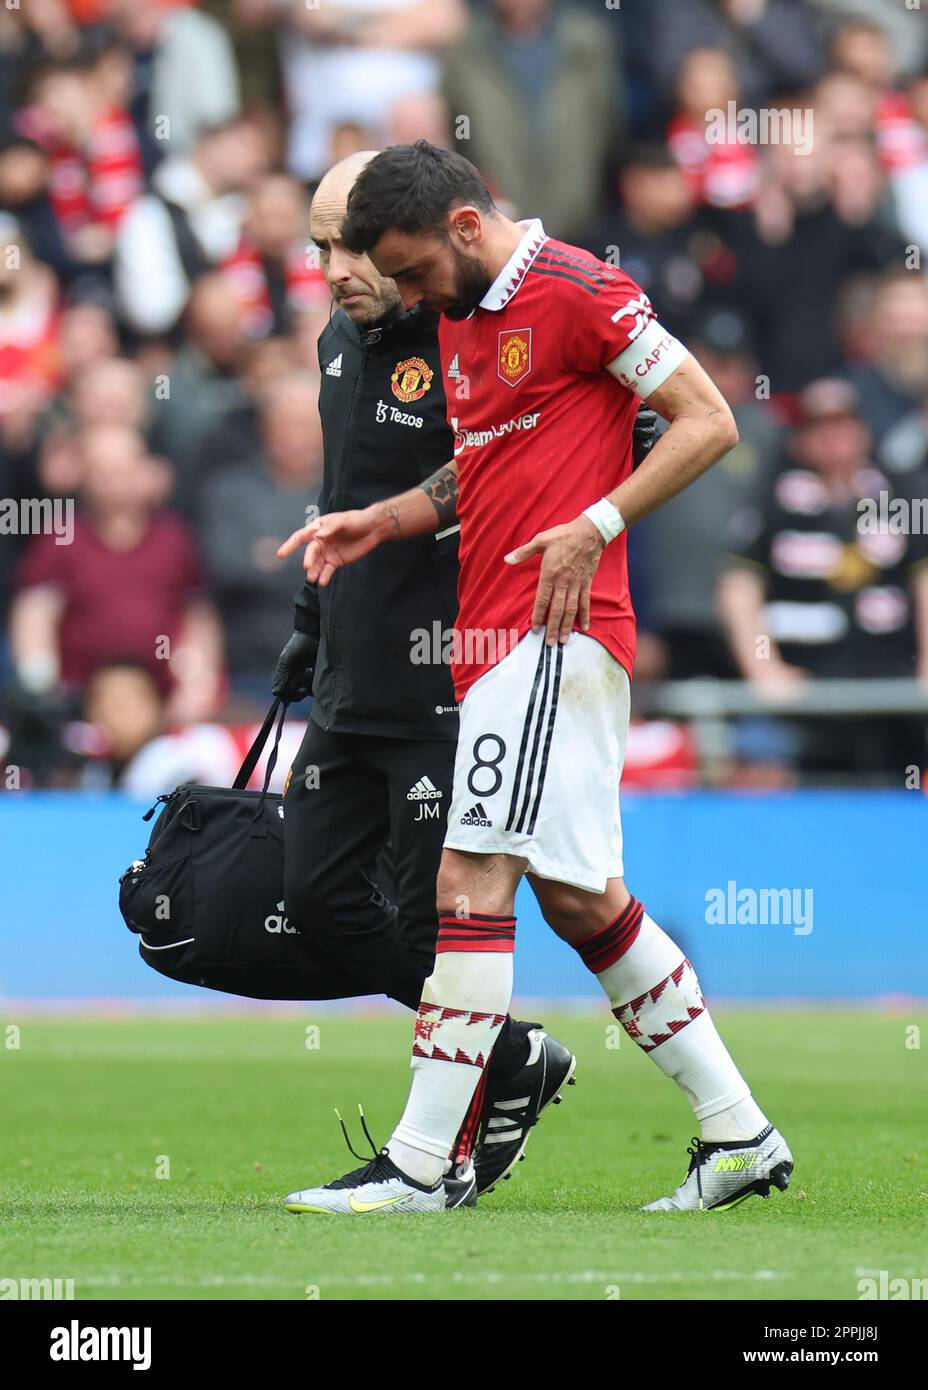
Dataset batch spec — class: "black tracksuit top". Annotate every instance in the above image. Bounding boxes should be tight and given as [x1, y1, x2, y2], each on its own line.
[293, 305, 460, 740]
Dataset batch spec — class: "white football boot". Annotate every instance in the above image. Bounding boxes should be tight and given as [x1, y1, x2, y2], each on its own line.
[285, 1150, 475, 1215]
[642, 1125, 794, 1212]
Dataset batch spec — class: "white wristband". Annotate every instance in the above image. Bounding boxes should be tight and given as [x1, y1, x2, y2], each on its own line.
[583, 497, 626, 544]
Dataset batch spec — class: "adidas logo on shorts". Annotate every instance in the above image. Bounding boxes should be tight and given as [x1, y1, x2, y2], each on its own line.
[407, 776, 442, 801]
[460, 802, 492, 827]
[324, 353, 343, 377]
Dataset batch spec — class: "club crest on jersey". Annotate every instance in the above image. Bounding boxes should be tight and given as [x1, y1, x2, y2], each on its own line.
[391, 356, 433, 403]
[497, 329, 532, 387]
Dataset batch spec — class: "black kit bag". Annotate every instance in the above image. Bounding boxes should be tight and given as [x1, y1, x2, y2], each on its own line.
[118, 698, 325, 1000]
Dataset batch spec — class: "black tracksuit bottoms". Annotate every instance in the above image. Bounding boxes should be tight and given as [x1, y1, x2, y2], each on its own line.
[282, 719, 456, 1009]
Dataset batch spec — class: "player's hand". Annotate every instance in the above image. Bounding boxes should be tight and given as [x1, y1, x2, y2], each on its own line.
[277, 508, 384, 586]
[504, 517, 605, 646]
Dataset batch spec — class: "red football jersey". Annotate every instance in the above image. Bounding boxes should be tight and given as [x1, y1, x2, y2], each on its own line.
[439, 220, 686, 701]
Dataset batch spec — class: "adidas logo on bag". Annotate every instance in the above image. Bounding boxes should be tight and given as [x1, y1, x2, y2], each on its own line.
[325, 353, 343, 377]
[407, 776, 442, 801]
[460, 803, 492, 827]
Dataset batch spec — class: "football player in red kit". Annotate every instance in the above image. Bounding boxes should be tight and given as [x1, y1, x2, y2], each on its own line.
[279, 142, 793, 1215]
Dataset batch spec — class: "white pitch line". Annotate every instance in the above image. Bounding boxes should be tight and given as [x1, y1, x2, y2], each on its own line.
[77, 1268, 789, 1290]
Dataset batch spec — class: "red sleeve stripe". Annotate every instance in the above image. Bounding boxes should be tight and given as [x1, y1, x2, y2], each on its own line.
[534, 249, 615, 286]
[436, 916, 516, 954]
[437, 915, 516, 929]
[575, 897, 645, 974]
[528, 263, 602, 295]
[436, 937, 515, 954]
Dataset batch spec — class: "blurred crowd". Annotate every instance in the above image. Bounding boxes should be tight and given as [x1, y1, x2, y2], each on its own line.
[1, 0, 927, 790]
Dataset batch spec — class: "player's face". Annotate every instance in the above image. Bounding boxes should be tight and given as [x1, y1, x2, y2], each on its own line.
[310, 204, 402, 326]
[370, 228, 493, 320]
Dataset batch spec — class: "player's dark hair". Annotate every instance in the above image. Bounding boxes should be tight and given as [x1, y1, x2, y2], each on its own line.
[342, 140, 496, 254]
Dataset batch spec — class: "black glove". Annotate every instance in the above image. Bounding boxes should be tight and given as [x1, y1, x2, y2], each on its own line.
[271, 631, 318, 702]
[632, 407, 658, 469]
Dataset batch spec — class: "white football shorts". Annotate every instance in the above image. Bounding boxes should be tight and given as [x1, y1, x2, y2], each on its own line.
[443, 628, 631, 892]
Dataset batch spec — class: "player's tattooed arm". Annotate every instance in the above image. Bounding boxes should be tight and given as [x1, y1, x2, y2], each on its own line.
[370, 459, 459, 540]
[418, 462, 459, 529]
[278, 462, 459, 582]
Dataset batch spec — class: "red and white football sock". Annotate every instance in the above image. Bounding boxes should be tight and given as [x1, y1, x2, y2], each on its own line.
[575, 897, 768, 1142]
[388, 914, 514, 1186]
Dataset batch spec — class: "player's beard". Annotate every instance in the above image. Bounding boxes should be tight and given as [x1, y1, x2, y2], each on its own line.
[443, 244, 493, 320]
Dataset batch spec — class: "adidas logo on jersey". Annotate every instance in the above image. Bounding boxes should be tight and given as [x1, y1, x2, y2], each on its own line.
[447, 353, 461, 380]
[265, 900, 298, 934]
[460, 803, 492, 827]
[324, 353, 343, 377]
[407, 776, 442, 801]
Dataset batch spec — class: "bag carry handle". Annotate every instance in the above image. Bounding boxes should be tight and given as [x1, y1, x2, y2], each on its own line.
[233, 697, 288, 791]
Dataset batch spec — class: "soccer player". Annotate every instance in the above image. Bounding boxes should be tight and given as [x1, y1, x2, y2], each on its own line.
[280, 142, 793, 1214]
[273, 152, 577, 1209]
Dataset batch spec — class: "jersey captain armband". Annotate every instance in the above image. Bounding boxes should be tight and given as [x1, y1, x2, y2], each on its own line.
[606, 319, 688, 399]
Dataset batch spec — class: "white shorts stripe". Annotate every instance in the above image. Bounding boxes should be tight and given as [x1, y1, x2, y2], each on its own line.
[444, 629, 630, 892]
[505, 641, 564, 834]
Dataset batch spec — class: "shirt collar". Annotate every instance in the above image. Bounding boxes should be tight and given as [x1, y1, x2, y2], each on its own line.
[478, 218, 547, 312]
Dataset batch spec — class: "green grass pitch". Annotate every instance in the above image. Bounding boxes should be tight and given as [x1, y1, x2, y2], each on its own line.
[2, 1010, 925, 1301]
